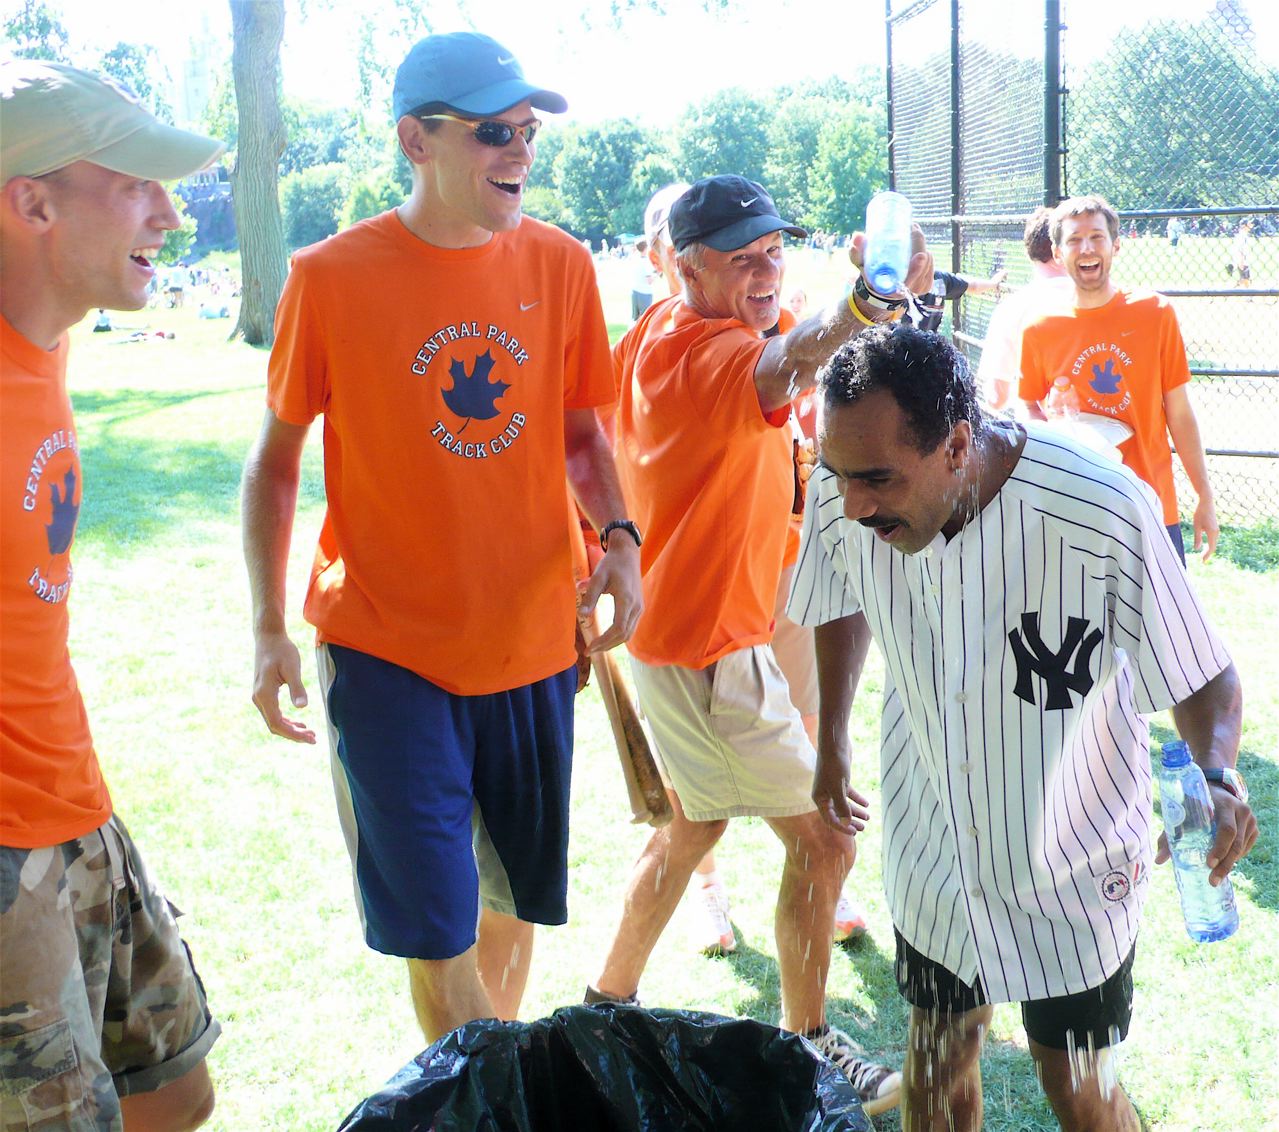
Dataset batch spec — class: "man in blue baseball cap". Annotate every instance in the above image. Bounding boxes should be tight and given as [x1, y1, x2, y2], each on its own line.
[589, 173, 934, 1116]
[243, 32, 642, 1045]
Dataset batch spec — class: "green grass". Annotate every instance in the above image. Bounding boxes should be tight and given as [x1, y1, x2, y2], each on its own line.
[57, 270, 1279, 1131]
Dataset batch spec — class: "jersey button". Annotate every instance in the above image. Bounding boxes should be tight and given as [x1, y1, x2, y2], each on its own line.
[970, 886, 983, 900]
[955, 691, 968, 704]
[967, 826, 979, 838]
[958, 761, 973, 774]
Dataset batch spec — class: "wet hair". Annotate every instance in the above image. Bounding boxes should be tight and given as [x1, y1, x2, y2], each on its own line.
[820, 324, 979, 453]
[1051, 194, 1120, 245]
[1023, 206, 1054, 263]
[675, 240, 707, 275]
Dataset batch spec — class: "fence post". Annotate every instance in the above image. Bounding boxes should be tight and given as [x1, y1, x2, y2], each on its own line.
[1044, 0, 1063, 205]
[950, 0, 962, 275]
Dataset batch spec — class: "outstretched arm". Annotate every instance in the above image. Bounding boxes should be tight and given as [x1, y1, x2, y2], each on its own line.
[753, 228, 935, 414]
[564, 407, 643, 652]
[242, 409, 315, 743]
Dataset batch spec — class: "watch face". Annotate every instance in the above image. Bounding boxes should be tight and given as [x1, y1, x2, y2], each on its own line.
[1222, 766, 1249, 803]
[1209, 767, 1249, 804]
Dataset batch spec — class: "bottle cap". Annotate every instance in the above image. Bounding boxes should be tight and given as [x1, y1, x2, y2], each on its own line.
[1161, 739, 1192, 767]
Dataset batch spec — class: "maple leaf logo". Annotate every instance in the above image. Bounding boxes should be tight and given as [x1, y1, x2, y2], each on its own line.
[441, 350, 510, 432]
[46, 468, 79, 555]
[1089, 357, 1123, 396]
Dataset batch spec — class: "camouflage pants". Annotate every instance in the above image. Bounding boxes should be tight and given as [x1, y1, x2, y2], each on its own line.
[0, 816, 220, 1131]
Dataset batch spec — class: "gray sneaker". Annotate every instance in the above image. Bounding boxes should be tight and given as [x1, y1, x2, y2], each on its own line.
[809, 1025, 902, 1116]
[583, 984, 641, 1007]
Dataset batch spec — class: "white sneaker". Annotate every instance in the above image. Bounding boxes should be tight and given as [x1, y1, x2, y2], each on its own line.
[691, 878, 737, 956]
[833, 893, 869, 944]
[809, 1025, 902, 1116]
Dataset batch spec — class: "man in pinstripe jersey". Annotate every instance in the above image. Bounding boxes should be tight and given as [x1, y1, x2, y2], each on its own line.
[789, 325, 1257, 1132]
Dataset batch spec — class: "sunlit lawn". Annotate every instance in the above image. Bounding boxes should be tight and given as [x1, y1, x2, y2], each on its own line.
[61, 259, 1278, 1131]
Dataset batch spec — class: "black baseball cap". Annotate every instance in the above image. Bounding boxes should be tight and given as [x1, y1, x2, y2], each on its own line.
[667, 175, 806, 253]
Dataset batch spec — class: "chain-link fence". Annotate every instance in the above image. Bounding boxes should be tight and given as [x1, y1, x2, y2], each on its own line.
[886, 0, 1279, 528]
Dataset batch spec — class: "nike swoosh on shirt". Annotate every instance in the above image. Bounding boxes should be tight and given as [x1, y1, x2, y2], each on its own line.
[520, 300, 541, 311]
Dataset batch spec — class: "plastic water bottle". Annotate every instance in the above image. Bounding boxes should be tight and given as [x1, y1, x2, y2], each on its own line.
[1043, 376, 1081, 420]
[1156, 740, 1239, 943]
[863, 190, 913, 295]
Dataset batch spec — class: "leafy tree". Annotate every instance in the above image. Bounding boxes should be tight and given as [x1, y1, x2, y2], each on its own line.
[342, 170, 400, 228]
[281, 162, 345, 248]
[553, 119, 648, 241]
[674, 88, 770, 184]
[96, 42, 173, 123]
[1068, 18, 1279, 209]
[201, 61, 239, 150]
[280, 102, 360, 176]
[521, 184, 565, 229]
[626, 150, 681, 223]
[765, 94, 836, 227]
[3, 0, 69, 61]
[156, 192, 198, 264]
[807, 102, 886, 235]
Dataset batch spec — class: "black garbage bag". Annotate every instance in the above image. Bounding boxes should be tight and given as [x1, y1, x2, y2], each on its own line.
[338, 1004, 872, 1131]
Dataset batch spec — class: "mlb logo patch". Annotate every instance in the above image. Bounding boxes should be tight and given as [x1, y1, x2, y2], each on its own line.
[1098, 860, 1146, 904]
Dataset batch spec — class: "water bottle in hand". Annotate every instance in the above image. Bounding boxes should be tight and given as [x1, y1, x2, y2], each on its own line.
[1044, 376, 1081, 420]
[863, 191, 913, 295]
[1157, 740, 1239, 943]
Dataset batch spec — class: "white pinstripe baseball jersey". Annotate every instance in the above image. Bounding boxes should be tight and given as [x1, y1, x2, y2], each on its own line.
[788, 424, 1231, 1002]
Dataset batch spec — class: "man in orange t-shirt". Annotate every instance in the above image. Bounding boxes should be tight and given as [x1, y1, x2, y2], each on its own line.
[587, 174, 934, 1117]
[242, 33, 641, 1046]
[1, 61, 222, 1129]
[1020, 194, 1218, 562]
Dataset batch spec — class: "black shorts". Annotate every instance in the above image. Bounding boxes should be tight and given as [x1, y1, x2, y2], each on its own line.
[894, 930, 1135, 1051]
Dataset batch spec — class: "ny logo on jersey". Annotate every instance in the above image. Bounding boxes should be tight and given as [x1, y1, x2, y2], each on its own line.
[1007, 612, 1102, 710]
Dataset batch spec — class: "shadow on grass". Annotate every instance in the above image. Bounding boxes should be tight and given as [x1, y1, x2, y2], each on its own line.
[724, 933, 1060, 1129]
[73, 384, 262, 424]
[1150, 720, 1277, 913]
[74, 430, 325, 550]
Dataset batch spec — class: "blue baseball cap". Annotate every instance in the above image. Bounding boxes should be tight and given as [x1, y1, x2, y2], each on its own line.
[392, 32, 568, 121]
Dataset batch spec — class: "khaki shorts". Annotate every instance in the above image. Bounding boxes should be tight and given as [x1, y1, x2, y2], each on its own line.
[0, 817, 220, 1131]
[630, 645, 818, 822]
[771, 563, 818, 718]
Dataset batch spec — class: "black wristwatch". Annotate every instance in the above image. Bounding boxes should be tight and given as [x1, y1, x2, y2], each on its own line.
[599, 519, 643, 551]
[1203, 766, 1249, 803]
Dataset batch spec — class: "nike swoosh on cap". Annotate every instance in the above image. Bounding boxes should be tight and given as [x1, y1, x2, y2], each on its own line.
[497, 55, 516, 65]
[740, 197, 759, 207]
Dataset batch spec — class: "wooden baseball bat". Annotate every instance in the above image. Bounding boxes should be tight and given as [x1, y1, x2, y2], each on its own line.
[568, 498, 672, 828]
[580, 607, 672, 828]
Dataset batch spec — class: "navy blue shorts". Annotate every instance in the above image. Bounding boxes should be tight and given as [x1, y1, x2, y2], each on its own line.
[318, 643, 576, 960]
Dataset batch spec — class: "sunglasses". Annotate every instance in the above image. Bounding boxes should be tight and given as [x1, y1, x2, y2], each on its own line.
[418, 113, 541, 147]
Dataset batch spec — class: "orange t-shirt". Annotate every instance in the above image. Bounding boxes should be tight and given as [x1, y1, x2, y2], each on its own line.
[614, 297, 792, 669]
[268, 212, 614, 695]
[1019, 289, 1190, 523]
[1, 317, 110, 848]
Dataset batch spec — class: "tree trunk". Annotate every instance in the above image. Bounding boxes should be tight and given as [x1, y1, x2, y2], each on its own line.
[228, 0, 287, 347]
